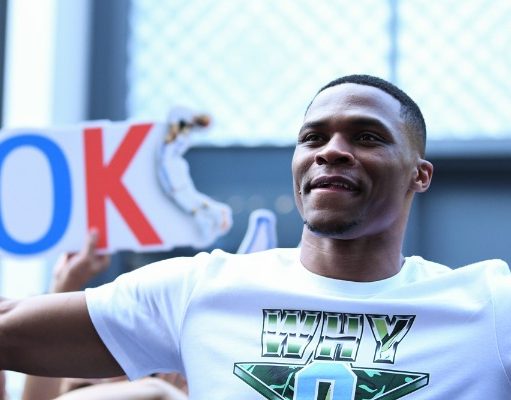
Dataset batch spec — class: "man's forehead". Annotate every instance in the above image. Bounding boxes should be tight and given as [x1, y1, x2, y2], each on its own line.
[305, 83, 402, 122]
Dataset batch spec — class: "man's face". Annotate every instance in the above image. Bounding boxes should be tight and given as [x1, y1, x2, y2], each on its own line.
[292, 83, 427, 239]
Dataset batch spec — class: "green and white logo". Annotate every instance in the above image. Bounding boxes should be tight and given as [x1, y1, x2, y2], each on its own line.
[234, 361, 428, 400]
[234, 310, 429, 399]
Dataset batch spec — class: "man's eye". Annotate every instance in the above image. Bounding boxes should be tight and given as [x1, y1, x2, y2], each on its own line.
[302, 133, 323, 142]
[358, 132, 382, 142]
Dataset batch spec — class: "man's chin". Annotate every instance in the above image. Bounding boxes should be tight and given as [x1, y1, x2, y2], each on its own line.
[304, 219, 359, 238]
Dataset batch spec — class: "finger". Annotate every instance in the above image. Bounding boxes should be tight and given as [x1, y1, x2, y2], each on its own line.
[84, 229, 99, 256]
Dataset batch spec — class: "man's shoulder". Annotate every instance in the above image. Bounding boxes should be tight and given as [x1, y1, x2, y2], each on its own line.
[406, 255, 509, 272]
[403, 255, 452, 279]
[460, 258, 511, 285]
[404, 256, 510, 282]
[461, 258, 510, 271]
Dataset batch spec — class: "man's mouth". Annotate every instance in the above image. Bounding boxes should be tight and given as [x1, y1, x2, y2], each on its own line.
[308, 176, 360, 192]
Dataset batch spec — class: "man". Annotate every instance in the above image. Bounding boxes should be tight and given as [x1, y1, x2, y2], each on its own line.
[1, 75, 510, 399]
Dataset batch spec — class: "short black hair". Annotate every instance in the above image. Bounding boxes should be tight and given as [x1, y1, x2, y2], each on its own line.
[308, 74, 427, 156]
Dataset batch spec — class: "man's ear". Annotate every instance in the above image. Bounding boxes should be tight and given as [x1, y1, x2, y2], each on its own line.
[410, 159, 433, 193]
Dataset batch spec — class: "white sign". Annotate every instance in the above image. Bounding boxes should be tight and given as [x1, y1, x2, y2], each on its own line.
[0, 115, 232, 257]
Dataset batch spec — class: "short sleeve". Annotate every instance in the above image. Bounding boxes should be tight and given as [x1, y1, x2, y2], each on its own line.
[85, 252, 210, 380]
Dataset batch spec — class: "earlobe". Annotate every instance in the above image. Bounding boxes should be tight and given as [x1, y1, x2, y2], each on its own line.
[411, 159, 434, 193]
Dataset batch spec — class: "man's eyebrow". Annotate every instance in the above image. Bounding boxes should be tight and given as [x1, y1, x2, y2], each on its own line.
[299, 116, 393, 135]
[347, 116, 393, 135]
[298, 121, 329, 133]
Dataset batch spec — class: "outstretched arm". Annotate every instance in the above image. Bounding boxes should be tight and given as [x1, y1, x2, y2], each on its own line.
[1, 231, 121, 378]
[21, 231, 114, 399]
[0, 291, 123, 378]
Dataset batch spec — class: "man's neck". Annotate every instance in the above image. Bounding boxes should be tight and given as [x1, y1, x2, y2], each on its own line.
[299, 229, 405, 282]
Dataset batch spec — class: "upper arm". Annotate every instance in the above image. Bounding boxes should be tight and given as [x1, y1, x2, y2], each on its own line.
[0, 292, 124, 378]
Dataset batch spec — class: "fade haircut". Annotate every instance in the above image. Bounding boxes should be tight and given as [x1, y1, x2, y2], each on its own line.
[307, 74, 427, 156]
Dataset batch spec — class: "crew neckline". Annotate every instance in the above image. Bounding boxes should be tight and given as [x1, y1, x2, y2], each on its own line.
[293, 252, 414, 298]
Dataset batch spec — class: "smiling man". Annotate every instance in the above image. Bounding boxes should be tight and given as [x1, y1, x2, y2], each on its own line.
[293, 76, 433, 282]
[1, 75, 510, 400]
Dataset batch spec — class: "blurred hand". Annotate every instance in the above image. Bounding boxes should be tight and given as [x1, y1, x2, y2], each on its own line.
[50, 230, 110, 293]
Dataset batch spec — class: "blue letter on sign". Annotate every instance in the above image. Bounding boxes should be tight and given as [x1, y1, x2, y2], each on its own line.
[294, 361, 356, 400]
[0, 135, 72, 255]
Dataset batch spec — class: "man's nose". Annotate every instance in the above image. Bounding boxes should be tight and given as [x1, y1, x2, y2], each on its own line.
[314, 134, 355, 165]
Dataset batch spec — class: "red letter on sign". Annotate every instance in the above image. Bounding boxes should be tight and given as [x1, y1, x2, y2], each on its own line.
[84, 123, 162, 249]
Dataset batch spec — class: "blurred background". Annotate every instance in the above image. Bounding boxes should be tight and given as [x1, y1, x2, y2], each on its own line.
[1, 0, 511, 395]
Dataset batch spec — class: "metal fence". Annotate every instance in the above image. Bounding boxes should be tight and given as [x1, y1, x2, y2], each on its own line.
[127, 0, 511, 145]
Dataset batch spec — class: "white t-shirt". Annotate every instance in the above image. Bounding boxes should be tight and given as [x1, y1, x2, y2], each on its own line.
[85, 248, 511, 399]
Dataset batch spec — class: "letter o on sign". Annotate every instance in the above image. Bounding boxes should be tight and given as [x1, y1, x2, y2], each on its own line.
[0, 135, 72, 255]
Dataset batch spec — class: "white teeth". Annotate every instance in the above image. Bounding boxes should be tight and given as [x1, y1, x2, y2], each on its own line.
[318, 182, 353, 190]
